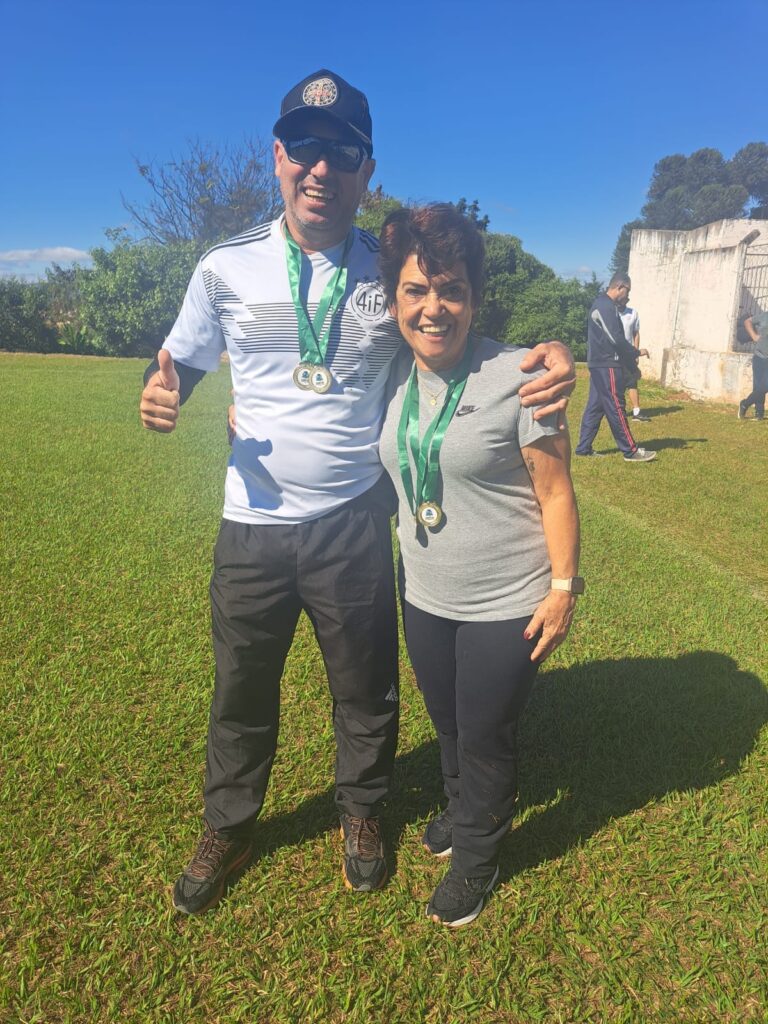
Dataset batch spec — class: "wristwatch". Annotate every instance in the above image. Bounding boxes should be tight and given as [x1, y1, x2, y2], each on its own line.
[551, 577, 585, 595]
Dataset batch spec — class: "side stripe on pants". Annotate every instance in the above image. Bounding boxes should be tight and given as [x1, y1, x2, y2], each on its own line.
[576, 364, 638, 456]
[608, 367, 637, 451]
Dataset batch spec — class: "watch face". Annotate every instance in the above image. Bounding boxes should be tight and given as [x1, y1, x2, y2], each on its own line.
[571, 577, 585, 594]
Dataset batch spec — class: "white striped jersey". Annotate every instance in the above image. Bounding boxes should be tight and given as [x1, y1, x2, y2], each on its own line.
[163, 217, 403, 524]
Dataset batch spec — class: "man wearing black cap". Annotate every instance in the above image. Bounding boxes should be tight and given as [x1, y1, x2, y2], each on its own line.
[140, 69, 576, 915]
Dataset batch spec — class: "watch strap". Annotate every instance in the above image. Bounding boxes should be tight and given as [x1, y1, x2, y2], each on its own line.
[551, 577, 585, 594]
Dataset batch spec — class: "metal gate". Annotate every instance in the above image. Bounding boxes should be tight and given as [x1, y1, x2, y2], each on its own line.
[740, 242, 768, 316]
[735, 241, 768, 351]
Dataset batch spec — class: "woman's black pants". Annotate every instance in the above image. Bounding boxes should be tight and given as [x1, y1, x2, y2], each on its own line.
[402, 600, 539, 877]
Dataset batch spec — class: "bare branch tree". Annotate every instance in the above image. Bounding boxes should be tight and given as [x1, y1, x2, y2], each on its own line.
[122, 137, 283, 248]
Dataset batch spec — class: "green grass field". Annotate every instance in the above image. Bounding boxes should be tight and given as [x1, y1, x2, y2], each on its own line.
[1, 353, 767, 1023]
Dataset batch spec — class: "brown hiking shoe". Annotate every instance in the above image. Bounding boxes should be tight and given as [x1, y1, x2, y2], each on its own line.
[172, 821, 253, 915]
[339, 815, 388, 892]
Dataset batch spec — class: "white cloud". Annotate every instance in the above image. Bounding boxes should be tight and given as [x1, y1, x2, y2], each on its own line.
[557, 264, 601, 282]
[0, 247, 91, 263]
[0, 246, 92, 280]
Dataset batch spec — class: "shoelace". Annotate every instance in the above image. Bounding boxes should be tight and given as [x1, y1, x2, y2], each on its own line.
[347, 817, 381, 859]
[190, 828, 233, 875]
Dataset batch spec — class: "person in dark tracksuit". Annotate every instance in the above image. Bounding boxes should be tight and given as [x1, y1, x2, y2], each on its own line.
[575, 273, 657, 463]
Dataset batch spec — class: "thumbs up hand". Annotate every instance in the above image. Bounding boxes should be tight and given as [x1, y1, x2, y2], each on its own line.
[157, 348, 180, 391]
[140, 349, 181, 432]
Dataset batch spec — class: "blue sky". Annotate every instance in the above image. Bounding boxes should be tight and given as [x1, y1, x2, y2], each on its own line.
[1, 0, 765, 282]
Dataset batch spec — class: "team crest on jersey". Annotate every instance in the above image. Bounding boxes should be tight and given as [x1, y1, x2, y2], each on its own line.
[350, 279, 387, 323]
[302, 77, 338, 107]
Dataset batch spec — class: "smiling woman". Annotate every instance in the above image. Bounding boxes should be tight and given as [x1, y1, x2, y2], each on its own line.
[377, 203, 581, 929]
[390, 255, 475, 372]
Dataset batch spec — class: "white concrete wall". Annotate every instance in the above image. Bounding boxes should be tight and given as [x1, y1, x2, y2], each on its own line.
[660, 347, 753, 403]
[672, 245, 742, 354]
[629, 229, 687, 379]
[628, 219, 765, 403]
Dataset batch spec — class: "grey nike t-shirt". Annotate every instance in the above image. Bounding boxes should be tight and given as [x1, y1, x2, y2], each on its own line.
[379, 337, 561, 621]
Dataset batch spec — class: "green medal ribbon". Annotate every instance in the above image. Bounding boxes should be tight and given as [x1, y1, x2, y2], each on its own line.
[396, 338, 475, 520]
[284, 228, 352, 367]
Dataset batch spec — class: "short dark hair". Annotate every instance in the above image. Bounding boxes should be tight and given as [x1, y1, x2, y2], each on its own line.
[608, 272, 631, 289]
[379, 204, 485, 306]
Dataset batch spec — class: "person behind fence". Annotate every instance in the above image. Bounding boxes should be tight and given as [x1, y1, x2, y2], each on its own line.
[377, 204, 581, 928]
[738, 310, 768, 420]
[575, 273, 657, 462]
[138, 69, 577, 916]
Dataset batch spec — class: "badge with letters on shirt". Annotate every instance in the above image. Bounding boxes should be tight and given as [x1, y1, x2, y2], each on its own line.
[350, 279, 387, 324]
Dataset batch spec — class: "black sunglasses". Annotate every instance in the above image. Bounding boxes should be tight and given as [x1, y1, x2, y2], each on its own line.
[281, 135, 368, 174]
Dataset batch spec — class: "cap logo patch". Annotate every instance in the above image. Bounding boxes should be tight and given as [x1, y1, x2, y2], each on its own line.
[302, 77, 338, 107]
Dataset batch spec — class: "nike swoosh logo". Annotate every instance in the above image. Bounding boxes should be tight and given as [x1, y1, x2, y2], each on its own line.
[455, 405, 478, 417]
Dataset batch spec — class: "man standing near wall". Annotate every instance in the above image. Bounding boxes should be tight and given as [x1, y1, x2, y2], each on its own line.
[738, 310, 768, 420]
[617, 295, 650, 422]
[575, 273, 657, 462]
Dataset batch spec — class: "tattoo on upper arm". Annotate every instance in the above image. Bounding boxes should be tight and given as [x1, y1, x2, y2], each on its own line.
[526, 455, 536, 475]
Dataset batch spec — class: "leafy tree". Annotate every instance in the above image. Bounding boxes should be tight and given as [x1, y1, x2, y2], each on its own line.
[730, 142, 768, 217]
[680, 147, 729, 193]
[689, 183, 749, 226]
[611, 143, 768, 272]
[355, 190, 491, 237]
[123, 138, 283, 248]
[0, 278, 56, 352]
[475, 232, 551, 340]
[500, 274, 600, 360]
[609, 219, 645, 277]
[355, 185, 402, 235]
[453, 197, 490, 231]
[639, 147, 750, 230]
[646, 154, 688, 201]
[76, 230, 199, 356]
[43, 263, 82, 325]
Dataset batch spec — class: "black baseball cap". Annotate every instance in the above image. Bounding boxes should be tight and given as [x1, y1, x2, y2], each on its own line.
[273, 69, 373, 154]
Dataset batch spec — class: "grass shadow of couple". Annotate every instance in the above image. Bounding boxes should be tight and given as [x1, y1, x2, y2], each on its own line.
[251, 650, 767, 883]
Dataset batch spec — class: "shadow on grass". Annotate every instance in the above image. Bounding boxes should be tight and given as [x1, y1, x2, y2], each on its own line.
[641, 436, 707, 451]
[502, 650, 767, 879]
[642, 405, 684, 418]
[593, 436, 707, 455]
[236, 650, 765, 890]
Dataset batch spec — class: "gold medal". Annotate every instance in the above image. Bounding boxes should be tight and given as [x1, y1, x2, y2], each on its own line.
[310, 366, 333, 393]
[416, 501, 443, 529]
[293, 363, 313, 390]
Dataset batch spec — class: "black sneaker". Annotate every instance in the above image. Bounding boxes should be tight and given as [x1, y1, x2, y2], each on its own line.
[574, 450, 607, 457]
[737, 402, 748, 419]
[339, 815, 388, 891]
[426, 866, 500, 928]
[632, 413, 651, 422]
[172, 822, 253, 915]
[422, 810, 453, 858]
